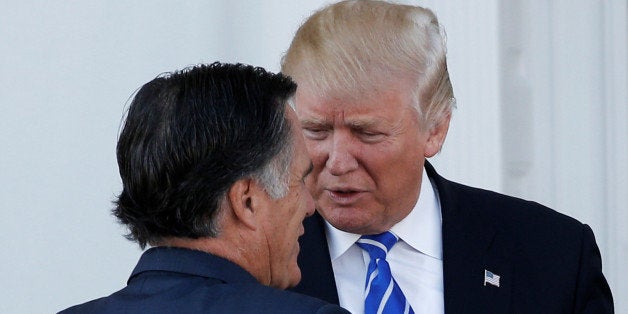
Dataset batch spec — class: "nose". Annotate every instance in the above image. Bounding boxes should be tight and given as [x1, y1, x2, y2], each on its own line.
[326, 133, 359, 176]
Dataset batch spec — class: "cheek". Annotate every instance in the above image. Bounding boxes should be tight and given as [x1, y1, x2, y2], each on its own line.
[355, 146, 390, 175]
[361, 145, 421, 192]
[305, 173, 318, 194]
[380, 155, 423, 194]
[274, 203, 303, 284]
[281, 195, 304, 232]
[304, 140, 327, 164]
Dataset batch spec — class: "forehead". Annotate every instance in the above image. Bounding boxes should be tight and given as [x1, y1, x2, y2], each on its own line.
[295, 86, 415, 125]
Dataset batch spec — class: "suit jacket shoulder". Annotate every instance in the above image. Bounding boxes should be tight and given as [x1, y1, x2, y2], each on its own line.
[427, 162, 614, 313]
[60, 247, 349, 314]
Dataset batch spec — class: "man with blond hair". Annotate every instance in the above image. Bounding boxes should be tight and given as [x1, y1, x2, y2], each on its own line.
[282, 1, 613, 313]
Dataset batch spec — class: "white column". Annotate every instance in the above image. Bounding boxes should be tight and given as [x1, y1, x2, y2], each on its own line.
[499, 0, 627, 310]
[421, 0, 503, 192]
[602, 0, 628, 311]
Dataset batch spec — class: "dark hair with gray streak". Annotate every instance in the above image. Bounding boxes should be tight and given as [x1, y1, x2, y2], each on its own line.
[113, 62, 297, 249]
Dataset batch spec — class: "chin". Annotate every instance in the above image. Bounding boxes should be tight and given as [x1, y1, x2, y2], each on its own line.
[321, 207, 378, 234]
[288, 272, 302, 288]
[280, 268, 301, 289]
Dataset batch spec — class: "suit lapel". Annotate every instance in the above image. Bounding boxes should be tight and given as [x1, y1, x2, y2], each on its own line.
[426, 162, 512, 313]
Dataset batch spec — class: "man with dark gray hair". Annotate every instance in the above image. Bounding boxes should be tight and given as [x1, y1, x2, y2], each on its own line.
[60, 62, 349, 314]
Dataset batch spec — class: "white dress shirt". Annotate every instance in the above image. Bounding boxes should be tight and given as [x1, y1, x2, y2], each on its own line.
[325, 169, 444, 314]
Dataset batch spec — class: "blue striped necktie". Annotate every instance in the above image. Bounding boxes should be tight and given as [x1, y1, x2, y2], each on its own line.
[357, 231, 414, 314]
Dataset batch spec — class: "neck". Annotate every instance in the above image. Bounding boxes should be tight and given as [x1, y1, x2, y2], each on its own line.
[160, 229, 270, 285]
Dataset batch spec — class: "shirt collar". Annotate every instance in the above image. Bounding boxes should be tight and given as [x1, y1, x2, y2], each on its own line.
[325, 168, 443, 260]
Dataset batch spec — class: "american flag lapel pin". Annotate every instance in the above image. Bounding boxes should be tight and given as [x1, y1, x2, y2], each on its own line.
[484, 269, 500, 287]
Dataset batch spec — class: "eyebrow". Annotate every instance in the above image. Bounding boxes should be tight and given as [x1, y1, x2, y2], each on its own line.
[300, 118, 381, 129]
[300, 118, 329, 128]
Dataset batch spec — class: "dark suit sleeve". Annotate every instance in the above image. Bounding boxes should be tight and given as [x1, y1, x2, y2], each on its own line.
[574, 224, 614, 313]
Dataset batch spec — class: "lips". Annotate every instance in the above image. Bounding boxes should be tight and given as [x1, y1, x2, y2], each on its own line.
[330, 190, 358, 196]
[325, 188, 365, 205]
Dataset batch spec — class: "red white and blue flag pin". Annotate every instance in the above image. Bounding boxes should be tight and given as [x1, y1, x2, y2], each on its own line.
[484, 269, 500, 287]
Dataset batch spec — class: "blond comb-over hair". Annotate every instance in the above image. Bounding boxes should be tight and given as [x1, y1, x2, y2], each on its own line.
[281, 0, 455, 130]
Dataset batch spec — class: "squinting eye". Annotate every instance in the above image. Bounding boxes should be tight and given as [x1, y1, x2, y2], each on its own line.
[358, 131, 385, 142]
[302, 128, 327, 140]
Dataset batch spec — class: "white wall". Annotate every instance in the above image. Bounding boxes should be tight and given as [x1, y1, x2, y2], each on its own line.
[1, 1, 625, 313]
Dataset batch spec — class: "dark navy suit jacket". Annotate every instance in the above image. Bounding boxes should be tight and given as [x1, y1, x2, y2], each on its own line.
[291, 162, 614, 313]
[60, 247, 349, 314]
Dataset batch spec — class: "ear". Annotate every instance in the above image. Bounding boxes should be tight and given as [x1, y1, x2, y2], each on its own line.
[227, 178, 270, 231]
[227, 179, 257, 231]
[424, 112, 451, 158]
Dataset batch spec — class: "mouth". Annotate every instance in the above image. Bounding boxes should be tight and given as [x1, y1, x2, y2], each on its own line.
[326, 188, 365, 204]
[331, 189, 358, 196]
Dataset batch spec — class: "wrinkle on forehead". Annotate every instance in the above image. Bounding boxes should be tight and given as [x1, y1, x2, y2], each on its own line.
[296, 89, 416, 128]
[299, 107, 379, 127]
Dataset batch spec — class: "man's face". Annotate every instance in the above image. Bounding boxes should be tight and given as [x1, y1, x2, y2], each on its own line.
[259, 108, 315, 289]
[295, 86, 441, 235]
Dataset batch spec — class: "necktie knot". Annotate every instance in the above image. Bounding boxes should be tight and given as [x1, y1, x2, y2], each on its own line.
[357, 231, 399, 260]
[356, 231, 414, 314]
